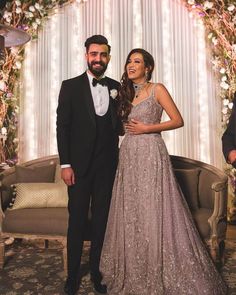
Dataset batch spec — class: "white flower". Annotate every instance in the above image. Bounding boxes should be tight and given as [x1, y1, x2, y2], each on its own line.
[212, 37, 218, 45]
[207, 33, 213, 39]
[0, 81, 7, 92]
[25, 11, 34, 18]
[188, 0, 195, 4]
[232, 44, 236, 52]
[35, 3, 40, 10]
[15, 0, 21, 6]
[223, 99, 229, 106]
[220, 68, 226, 74]
[15, 7, 22, 14]
[6, 92, 12, 98]
[228, 4, 235, 12]
[13, 138, 19, 143]
[32, 22, 38, 30]
[29, 5, 35, 12]
[1, 127, 7, 135]
[229, 102, 234, 109]
[110, 89, 118, 100]
[204, 1, 213, 9]
[36, 18, 41, 25]
[221, 75, 227, 82]
[222, 107, 228, 115]
[15, 61, 21, 69]
[220, 81, 229, 90]
[3, 11, 12, 19]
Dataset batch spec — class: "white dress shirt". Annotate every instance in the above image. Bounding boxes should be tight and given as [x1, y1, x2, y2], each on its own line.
[87, 71, 110, 116]
[61, 71, 110, 168]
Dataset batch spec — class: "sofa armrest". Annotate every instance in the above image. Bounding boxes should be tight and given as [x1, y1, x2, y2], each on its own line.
[208, 181, 227, 239]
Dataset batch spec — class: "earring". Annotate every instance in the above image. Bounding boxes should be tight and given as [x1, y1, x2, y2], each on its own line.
[145, 71, 149, 80]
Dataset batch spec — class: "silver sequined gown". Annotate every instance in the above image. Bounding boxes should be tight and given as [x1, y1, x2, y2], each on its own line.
[100, 87, 227, 295]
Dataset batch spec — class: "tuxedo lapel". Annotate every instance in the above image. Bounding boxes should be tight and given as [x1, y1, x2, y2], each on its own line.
[81, 72, 96, 126]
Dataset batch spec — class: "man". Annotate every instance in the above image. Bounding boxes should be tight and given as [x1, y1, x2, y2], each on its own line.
[222, 92, 236, 168]
[56, 35, 121, 295]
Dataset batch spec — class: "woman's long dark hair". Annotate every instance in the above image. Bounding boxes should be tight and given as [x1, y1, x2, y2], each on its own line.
[118, 48, 155, 121]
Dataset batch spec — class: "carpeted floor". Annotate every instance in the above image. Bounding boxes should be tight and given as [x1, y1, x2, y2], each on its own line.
[0, 239, 235, 295]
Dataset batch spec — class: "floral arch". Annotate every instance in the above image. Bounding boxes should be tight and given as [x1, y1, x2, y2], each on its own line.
[0, 0, 235, 164]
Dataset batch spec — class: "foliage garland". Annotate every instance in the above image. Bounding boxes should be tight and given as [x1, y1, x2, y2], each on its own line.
[183, 0, 236, 123]
[0, 0, 74, 164]
[0, 0, 235, 166]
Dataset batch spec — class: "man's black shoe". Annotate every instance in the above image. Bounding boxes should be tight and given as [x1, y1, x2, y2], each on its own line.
[64, 278, 80, 295]
[91, 277, 107, 294]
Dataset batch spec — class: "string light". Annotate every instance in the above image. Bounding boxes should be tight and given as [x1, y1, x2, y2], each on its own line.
[133, 0, 142, 47]
[104, 0, 112, 77]
[20, 42, 36, 161]
[49, 13, 59, 155]
[195, 18, 210, 163]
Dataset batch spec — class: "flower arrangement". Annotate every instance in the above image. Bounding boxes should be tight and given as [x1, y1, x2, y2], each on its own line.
[183, 0, 236, 125]
[0, 0, 75, 163]
[0, 0, 235, 165]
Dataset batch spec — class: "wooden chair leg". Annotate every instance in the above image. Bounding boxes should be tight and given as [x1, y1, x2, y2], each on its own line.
[209, 236, 218, 263]
[0, 235, 5, 269]
[62, 238, 67, 276]
[44, 239, 49, 248]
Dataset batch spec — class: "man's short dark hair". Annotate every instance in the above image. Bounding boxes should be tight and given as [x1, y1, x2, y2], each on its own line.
[84, 35, 111, 53]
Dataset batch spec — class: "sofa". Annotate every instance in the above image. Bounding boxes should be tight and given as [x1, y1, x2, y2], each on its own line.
[0, 154, 228, 272]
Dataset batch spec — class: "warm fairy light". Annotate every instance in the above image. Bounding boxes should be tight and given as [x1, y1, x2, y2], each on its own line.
[133, 0, 142, 47]
[104, 0, 112, 77]
[196, 18, 210, 163]
[20, 42, 36, 161]
[49, 13, 59, 155]
[160, 0, 175, 152]
[161, 0, 173, 92]
[71, 2, 84, 76]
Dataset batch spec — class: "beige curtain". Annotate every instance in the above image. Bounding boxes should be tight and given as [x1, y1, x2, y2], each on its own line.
[20, 0, 222, 168]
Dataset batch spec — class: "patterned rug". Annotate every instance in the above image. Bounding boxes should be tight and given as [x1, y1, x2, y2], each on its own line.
[0, 239, 235, 295]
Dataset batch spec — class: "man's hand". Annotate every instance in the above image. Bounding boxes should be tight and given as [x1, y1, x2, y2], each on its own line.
[61, 167, 75, 186]
[228, 150, 236, 165]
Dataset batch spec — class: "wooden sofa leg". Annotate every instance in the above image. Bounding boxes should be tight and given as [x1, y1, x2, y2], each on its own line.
[209, 236, 219, 263]
[0, 236, 5, 269]
[62, 238, 67, 276]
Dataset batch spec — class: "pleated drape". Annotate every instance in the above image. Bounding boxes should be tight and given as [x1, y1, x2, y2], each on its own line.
[19, 0, 222, 168]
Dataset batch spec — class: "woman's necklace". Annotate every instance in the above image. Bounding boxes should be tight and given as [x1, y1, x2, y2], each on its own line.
[133, 82, 147, 98]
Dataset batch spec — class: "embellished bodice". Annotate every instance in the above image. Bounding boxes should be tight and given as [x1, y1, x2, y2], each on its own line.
[128, 92, 163, 125]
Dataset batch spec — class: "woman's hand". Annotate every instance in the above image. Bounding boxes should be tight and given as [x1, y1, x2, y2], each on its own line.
[125, 119, 148, 135]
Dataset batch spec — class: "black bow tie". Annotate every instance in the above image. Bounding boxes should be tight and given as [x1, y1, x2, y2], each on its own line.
[92, 78, 107, 87]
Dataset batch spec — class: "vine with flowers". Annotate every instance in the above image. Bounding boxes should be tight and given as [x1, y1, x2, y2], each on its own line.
[0, 0, 77, 165]
[0, 0, 235, 167]
[183, 0, 236, 220]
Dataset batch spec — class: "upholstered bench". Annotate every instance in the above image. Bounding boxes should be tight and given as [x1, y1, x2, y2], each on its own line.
[0, 154, 228, 273]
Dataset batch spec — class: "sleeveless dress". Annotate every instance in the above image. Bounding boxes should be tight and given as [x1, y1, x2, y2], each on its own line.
[100, 85, 227, 295]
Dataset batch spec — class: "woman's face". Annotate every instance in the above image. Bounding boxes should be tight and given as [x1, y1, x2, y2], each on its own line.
[126, 52, 148, 84]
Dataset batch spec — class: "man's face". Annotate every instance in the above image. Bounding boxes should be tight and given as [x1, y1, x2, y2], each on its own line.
[86, 43, 111, 78]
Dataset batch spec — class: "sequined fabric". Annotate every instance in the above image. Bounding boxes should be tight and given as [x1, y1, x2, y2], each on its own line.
[100, 87, 227, 295]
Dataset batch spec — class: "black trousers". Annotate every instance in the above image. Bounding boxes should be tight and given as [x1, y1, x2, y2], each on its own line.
[67, 149, 117, 281]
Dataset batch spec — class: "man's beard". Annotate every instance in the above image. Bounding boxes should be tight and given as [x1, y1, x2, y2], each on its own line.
[88, 61, 108, 77]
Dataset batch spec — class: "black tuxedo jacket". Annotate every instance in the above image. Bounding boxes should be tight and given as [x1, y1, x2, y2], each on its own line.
[222, 93, 236, 163]
[56, 72, 121, 176]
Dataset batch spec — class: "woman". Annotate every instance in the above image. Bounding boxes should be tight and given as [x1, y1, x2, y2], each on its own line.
[100, 48, 227, 294]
